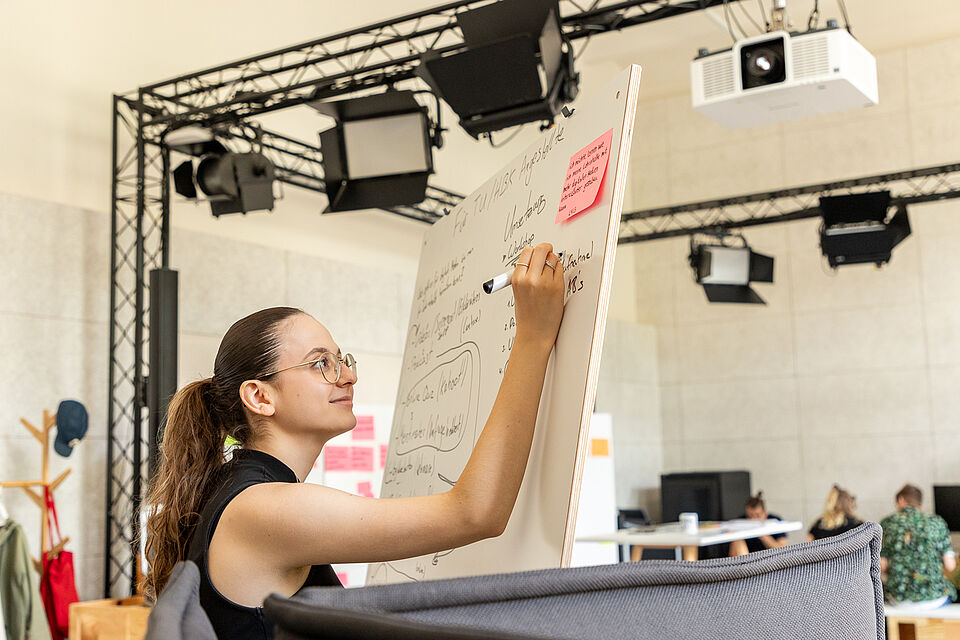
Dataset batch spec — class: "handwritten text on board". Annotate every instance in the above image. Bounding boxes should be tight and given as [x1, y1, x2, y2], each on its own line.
[556, 129, 613, 224]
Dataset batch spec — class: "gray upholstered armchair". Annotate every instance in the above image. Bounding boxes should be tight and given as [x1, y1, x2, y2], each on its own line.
[264, 522, 884, 640]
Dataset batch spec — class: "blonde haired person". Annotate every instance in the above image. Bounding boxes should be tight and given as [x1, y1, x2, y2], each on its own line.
[807, 485, 863, 541]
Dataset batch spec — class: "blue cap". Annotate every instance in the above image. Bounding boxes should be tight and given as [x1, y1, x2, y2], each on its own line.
[54, 400, 88, 458]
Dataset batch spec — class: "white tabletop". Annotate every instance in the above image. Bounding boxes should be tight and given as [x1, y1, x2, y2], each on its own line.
[577, 519, 803, 547]
[884, 603, 960, 619]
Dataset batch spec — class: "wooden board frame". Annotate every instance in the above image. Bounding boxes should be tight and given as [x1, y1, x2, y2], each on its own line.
[369, 65, 642, 584]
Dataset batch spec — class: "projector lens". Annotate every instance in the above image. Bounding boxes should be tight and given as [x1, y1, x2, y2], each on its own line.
[740, 37, 786, 90]
[746, 49, 780, 78]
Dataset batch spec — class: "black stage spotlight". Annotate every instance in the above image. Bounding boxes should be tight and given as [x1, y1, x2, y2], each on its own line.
[311, 90, 434, 213]
[172, 147, 276, 217]
[417, 0, 579, 138]
[689, 233, 775, 304]
[819, 191, 911, 267]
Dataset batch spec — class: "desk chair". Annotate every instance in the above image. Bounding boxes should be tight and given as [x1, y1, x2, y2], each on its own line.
[265, 523, 884, 640]
[144, 561, 216, 640]
[616, 508, 651, 562]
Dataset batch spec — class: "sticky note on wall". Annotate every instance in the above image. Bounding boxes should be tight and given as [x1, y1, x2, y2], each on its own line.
[350, 447, 374, 472]
[357, 481, 375, 498]
[352, 415, 375, 440]
[556, 128, 613, 224]
[324, 446, 375, 472]
[590, 438, 610, 457]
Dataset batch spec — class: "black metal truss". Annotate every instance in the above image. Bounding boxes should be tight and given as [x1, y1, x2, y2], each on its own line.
[104, 0, 769, 597]
[131, 0, 738, 217]
[106, 95, 169, 597]
[618, 163, 960, 244]
[136, 1, 734, 128]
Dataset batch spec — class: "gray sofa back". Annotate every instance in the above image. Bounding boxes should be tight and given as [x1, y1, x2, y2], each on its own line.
[265, 522, 884, 640]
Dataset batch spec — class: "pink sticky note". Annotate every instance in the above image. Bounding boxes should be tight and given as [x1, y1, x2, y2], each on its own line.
[556, 128, 613, 224]
[352, 415, 375, 440]
[379, 445, 389, 469]
[336, 572, 349, 586]
[324, 446, 351, 472]
[350, 447, 374, 472]
[357, 481, 374, 498]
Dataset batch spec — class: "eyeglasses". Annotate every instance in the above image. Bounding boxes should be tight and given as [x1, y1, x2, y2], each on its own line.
[264, 352, 357, 384]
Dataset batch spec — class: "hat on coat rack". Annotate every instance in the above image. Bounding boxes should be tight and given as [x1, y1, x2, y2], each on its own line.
[54, 400, 88, 457]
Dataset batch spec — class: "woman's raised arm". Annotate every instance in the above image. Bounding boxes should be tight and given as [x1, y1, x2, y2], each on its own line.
[221, 243, 565, 569]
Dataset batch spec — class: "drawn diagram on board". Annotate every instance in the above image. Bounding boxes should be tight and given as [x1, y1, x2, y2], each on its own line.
[384, 342, 481, 494]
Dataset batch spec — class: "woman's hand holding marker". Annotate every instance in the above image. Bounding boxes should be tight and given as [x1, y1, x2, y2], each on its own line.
[482, 251, 564, 294]
[511, 243, 565, 352]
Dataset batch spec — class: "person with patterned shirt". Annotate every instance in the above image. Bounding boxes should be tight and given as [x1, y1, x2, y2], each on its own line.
[880, 484, 957, 609]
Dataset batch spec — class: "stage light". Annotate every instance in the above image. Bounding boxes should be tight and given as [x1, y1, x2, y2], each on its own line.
[689, 233, 775, 304]
[819, 191, 911, 267]
[416, 0, 579, 138]
[172, 150, 276, 217]
[311, 90, 435, 212]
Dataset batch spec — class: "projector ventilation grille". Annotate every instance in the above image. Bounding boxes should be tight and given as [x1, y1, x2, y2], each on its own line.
[702, 55, 735, 99]
[793, 36, 830, 79]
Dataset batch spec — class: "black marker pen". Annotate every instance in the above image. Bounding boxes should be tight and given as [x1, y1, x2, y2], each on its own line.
[482, 253, 563, 294]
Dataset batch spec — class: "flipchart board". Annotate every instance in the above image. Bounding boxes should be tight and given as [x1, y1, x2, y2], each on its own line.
[368, 66, 642, 584]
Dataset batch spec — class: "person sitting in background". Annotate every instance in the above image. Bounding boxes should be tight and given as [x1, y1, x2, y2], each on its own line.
[880, 484, 957, 609]
[807, 484, 864, 541]
[729, 492, 790, 556]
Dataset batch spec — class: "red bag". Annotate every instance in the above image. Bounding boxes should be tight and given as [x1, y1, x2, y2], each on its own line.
[40, 487, 79, 640]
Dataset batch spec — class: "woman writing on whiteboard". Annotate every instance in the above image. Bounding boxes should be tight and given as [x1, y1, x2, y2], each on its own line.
[143, 243, 564, 640]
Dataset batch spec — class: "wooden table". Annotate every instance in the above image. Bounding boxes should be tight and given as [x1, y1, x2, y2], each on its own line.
[885, 603, 960, 640]
[577, 519, 803, 561]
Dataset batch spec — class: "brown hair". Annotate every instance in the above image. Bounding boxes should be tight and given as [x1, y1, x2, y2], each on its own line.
[745, 491, 765, 511]
[142, 307, 304, 598]
[896, 484, 923, 508]
[819, 484, 858, 529]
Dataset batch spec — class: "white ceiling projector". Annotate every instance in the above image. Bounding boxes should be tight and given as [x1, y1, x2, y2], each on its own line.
[691, 27, 878, 129]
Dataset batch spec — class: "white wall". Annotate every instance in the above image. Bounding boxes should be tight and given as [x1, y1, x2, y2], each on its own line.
[622, 33, 960, 538]
[595, 320, 663, 518]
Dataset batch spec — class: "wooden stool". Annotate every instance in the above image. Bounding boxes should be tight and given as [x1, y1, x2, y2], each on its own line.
[69, 597, 150, 640]
[885, 604, 960, 640]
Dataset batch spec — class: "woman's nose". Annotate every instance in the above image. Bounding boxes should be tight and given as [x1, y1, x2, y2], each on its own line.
[339, 366, 357, 386]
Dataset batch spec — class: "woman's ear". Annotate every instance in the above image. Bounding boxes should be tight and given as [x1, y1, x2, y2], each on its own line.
[239, 379, 276, 417]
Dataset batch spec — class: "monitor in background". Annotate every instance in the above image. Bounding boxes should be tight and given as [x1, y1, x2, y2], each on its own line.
[660, 471, 752, 523]
[933, 485, 960, 532]
[660, 471, 751, 560]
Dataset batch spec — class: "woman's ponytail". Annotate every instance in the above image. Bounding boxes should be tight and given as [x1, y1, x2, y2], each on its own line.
[143, 378, 225, 598]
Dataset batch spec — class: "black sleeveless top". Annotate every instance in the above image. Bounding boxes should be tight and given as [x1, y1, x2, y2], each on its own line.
[186, 448, 341, 639]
